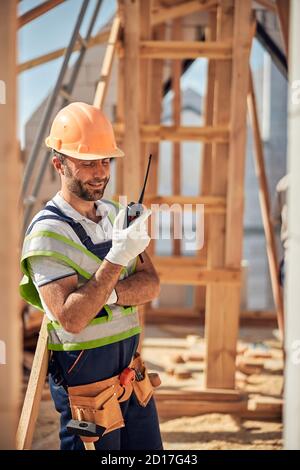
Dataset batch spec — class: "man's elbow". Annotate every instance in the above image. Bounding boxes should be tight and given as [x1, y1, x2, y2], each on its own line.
[58, 312, 85, 335]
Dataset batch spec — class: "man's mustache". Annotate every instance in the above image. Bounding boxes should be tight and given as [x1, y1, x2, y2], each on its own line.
[85, 178, 108, 185]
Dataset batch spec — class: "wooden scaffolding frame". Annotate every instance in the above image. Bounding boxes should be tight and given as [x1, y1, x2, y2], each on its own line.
[113, 0, 286, 414]
[114, 0, 254, 400]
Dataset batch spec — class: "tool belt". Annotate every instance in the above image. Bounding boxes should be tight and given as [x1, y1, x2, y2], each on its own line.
[67, 353, 160, 443]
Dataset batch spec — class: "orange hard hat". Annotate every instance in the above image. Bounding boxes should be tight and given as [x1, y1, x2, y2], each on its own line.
[45, 102, 124, 160]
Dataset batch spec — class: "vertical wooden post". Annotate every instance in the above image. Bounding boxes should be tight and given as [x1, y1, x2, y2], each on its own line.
[0, 0, 21, 449]
[139, 0, 152, 180]
[205, 0, 252, 389]
[116, 52, 125, 196]
[171, 18, 182, 257]
[123, 0, 141, 201]
[147, 22, 165, 259]
[116, 2, 125, 197]
[195, 11, 217, 314]
[204, 0, 234, 389]
[226, 0, 253, 267]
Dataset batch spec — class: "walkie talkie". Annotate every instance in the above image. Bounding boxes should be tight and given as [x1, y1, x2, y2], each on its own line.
[123, 154, 152, 263]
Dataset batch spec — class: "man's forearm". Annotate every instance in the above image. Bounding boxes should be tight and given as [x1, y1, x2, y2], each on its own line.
[115, 271, 160, 306]
[62, 260, 122, 333]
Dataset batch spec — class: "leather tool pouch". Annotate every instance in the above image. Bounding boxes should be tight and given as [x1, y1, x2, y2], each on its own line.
[68, 381, 124, 437]
[131, 354, 155, 408]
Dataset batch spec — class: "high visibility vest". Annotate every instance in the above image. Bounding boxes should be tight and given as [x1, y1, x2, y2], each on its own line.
[19, 199, 141, 351]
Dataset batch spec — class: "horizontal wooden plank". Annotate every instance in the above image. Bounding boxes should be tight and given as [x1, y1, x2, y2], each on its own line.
[151, 256, 205, 267]
[156, 395, 282, 420]
[156, 397, 247, 418]
[145, 308, 279, 327]
[143, 195, 226, 214]
[18, 29, 110, 73]
[152, 0, 218, 25]
[156, 388, 243, 402]
[114, 123, 229, 143]
[139, 40, 232, 59]
[153, 263, 241, 285]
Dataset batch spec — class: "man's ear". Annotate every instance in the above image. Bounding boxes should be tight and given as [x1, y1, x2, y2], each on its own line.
[52, 156, 64, 175]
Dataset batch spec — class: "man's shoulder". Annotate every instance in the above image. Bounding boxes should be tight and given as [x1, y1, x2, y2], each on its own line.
[25, 202, 75, 239]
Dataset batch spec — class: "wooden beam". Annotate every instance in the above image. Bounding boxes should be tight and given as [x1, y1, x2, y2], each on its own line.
[276, 0, 290, 57]
[206, 0, 252, 390]
[123, 0, 141, 200]
[156, 268, 240, 285]
[18, 0, 64, 28]
[136, 0, 153, 354]
[139, 40, 232, 59]
[16, 317, 49, 450]
[156, 395, 282, 420]
[114, 124, 229, 142]
[153, 265, 241, 286]
[152, 0, 218, 25]
[205, 0, 236, 390]
[146, 307, 277, 323]
[157, 396, 247, 418]
[146, 22, 166, 258]
[172, 18, 183, 256]
[247, 71, 284, 335]
[146, 306, 198, 319]
[195, 11, 217, 312]
[18, 29, 110, 73]
[93, 16, 121, 109]
[142, 194, 226, 214]
[225, 3, 253, 268]
[139, 0, 152, 184]
[0, 0, 21, 450]
[156, 388, 242, 402]
[152, 256, 206, 267]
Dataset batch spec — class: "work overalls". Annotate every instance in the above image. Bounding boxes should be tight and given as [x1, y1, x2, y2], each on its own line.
[28, 205, 163, 451]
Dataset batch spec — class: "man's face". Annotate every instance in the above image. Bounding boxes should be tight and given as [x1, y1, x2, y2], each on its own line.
[59, 156, 111, 201]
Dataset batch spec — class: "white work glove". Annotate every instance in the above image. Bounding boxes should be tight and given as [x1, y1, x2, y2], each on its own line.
[105, 207, 151, 267]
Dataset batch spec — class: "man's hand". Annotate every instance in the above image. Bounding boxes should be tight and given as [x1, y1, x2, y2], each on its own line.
[105, 207, 151, 266]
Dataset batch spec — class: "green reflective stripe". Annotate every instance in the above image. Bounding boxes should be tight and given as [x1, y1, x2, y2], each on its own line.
[103, 304, 113, 318]
[122, 306, 137, 316]
[48, 326, 141, 351]
[19, 273, 44, 311]
[47, 311, 112, 331]
[24, 230, 128, 275]
[25, 231, 102, 263]
[21, 250, 92, 280]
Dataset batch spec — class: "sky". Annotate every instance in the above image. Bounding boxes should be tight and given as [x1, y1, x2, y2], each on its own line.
[18, 0, 265, 146]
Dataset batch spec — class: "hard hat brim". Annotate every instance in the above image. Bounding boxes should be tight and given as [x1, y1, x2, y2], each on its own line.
[48, 145, 125, 160]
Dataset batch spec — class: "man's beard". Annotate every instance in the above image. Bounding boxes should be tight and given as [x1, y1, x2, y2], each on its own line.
[64, 163, 109, 201]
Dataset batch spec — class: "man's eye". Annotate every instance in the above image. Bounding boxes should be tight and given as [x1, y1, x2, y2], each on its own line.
[103, 159, 110, 165]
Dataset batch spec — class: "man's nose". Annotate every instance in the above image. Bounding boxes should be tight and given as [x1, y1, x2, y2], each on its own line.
[93, 162, 107, 177]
